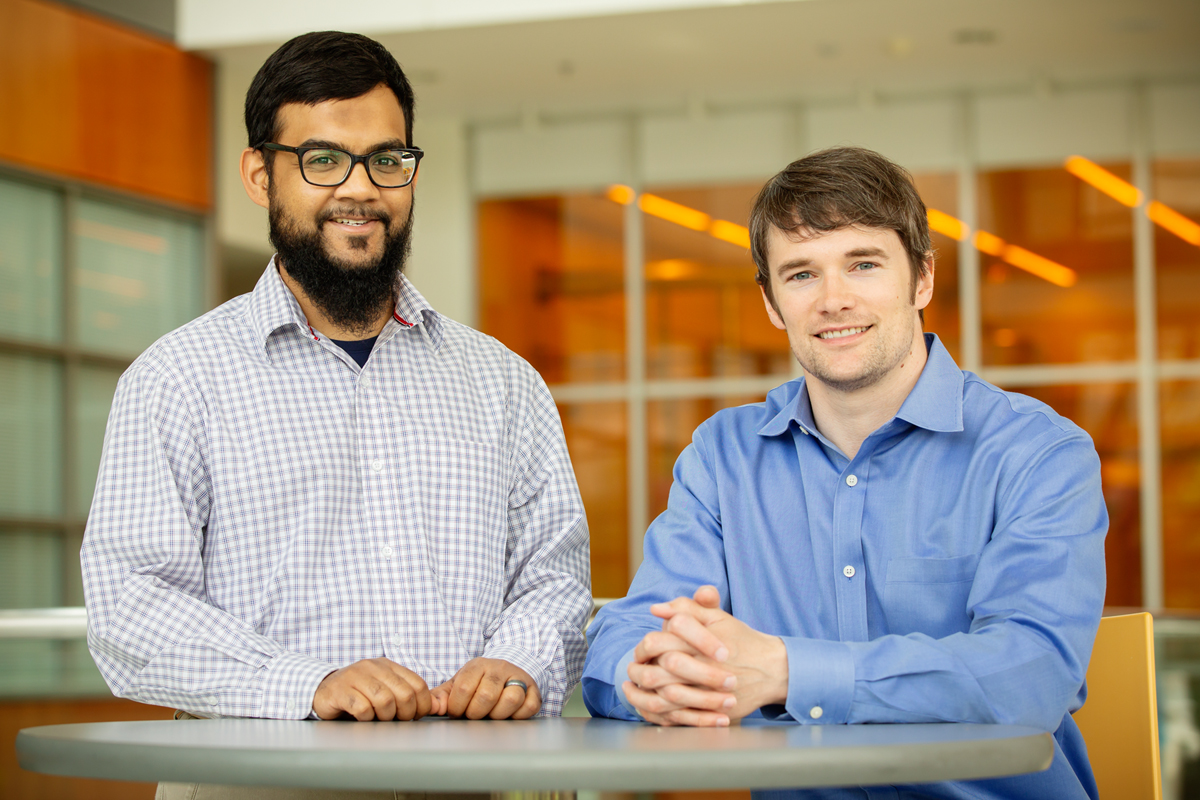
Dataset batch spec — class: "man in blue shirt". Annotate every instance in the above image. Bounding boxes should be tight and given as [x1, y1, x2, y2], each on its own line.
[582, 147, 1106, 799]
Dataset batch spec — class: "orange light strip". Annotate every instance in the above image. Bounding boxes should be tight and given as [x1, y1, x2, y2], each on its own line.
[927, 208, 969, 241]
[637, 193, 711, 231]
[1064, 156, 1143, 208]
[1147, 201, 1200, 246]
[710, 219, 752, 249]
[972, 230, 1076, 287]
[609, 185, 752, 250]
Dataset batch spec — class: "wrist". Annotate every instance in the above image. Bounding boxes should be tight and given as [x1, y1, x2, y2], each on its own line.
[764, 635, 789, 706]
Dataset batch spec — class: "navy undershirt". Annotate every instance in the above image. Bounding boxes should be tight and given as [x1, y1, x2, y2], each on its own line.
[330, 335, 378, 368]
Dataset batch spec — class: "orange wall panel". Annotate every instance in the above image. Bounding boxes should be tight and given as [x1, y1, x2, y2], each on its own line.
[0, 0, 212, 210]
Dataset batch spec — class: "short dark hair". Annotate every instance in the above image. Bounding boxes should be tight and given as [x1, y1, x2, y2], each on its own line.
[750, 146, 931, 308]
[245, 31, 416, 151]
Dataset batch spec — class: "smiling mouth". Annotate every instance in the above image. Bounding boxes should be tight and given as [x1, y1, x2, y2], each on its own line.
[332, 218, 373, 227]
[817, 326, 870, 340]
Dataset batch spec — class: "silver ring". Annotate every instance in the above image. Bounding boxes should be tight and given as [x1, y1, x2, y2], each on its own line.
[504, 679, 528, 693]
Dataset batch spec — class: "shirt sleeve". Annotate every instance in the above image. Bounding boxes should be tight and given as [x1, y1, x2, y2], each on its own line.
[81, 360, 336, 719]
[483, 359, 592, 716]
[774, 427, 1107, 731]
[582, 425, 730, 720]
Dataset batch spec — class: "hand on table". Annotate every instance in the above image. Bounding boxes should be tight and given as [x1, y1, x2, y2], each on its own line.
[624, 585, 789, 727]
[312, 657, 432, 721]
[431, 657, 541, 719]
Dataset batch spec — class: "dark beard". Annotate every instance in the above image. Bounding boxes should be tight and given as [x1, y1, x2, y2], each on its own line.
[269, 200, 413, 337]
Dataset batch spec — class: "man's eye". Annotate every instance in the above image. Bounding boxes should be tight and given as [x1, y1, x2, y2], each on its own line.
[854, 262, 879, 271]
[790, 271, 814, 281]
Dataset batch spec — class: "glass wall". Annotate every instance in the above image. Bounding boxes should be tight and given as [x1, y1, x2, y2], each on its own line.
[477, 156, 1200, 612]
[0, 170, 207, 695]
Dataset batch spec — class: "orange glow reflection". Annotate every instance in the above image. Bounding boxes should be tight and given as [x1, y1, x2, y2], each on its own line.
[1148, 201, 1200, 246]
[1064, 156, 1143, 208]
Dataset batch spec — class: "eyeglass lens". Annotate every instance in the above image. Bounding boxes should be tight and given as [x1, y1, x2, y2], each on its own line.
[300, 149, 418, 187]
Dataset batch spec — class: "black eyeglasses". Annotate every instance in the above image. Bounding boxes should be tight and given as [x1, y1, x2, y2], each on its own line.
[259, 143, 423, 188]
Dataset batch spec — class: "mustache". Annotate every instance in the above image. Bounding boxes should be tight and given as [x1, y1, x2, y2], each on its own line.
[317, 206, 392, 226]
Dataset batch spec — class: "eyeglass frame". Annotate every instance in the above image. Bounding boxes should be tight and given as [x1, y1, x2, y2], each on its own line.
[257, 142, 424, 189]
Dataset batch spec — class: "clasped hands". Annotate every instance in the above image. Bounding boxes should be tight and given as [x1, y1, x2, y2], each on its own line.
[623, 585, 789, 727]
[312, 656, 540, 721]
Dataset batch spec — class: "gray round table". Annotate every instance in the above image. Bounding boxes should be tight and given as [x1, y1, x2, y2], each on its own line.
[17, 716, 1053, 792]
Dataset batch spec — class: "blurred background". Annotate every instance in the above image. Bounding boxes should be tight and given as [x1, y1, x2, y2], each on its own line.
[0, 0, 1198, 796]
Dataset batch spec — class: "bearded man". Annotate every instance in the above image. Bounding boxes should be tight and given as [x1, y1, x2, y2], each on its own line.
[81, 31, 591, 738]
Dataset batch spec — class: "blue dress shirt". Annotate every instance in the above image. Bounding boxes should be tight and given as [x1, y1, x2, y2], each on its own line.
[583, 334, 1106, 800]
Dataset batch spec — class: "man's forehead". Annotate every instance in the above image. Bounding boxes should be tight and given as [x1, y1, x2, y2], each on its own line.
[273, 85, 407, 144]
[767, 223, 902, 249]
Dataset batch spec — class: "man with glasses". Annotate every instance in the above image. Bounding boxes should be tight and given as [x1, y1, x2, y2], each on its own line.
[82, 30, 590, 743]
[583, 147, 1105, 799]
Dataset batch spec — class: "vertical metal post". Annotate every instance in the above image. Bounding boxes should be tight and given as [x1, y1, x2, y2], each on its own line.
[957, 93, 982, 374]
[1132, 83, 1164, 609]
[624, 118, 648, 581]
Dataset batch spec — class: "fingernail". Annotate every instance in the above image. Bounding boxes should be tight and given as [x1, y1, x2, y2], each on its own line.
[715, 647, 729, 662]
[722, 697, 735, 709]
[723, 676, 737, 690]
[716, 716, 730, 727]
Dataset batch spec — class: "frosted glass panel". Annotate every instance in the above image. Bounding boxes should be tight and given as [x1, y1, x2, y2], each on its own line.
[0, 178, 62, 343]
[0, 355, 62, 517]
[74, 366, 122, 517]
[75, 198, 204, 356]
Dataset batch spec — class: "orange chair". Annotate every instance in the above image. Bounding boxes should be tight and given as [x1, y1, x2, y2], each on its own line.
[1073, 612, 1162, 800]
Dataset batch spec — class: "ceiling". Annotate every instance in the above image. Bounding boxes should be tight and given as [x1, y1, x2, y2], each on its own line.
[204, 0, 1200, 123]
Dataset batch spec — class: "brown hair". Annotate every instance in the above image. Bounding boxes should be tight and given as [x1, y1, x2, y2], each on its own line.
[750, 146, 932, 309]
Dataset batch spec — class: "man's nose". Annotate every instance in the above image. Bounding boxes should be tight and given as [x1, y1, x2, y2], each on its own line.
[334, 161, 379, 200]
[816, 272, 856, 312]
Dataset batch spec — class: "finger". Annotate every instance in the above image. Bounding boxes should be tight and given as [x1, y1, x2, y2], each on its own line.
[627, 661, 685, 690]
[513, 683, 541, 720]
[655, 649, 736, 690]
[448, 663, 485, 718]
[663, 613, 730, 663]
[391, 666, 432, 720]
[633, 631, 698, 664]
[693, 585, 722, 609]
[487, 683, 527, 720]
[430, 680, 453, 716]
[662, 705, 731, 728]
[623, 680, 686, 718]
[465, 669, 507, 720]
[655, 681, 736, 712]
[339, 687, 378, 722]
[651, 597, 726, 627]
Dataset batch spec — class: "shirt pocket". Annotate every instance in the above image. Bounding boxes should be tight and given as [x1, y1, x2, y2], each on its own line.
[883, 554, 980, 639]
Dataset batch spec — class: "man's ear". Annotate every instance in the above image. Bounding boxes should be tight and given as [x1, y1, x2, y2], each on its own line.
[914, 255, 935, 311]
[240, 147, 270, 210]
[760, 284, 786, 331]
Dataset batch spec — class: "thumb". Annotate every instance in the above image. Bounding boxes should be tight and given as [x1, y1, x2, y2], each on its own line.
[694, 585, 722, 609]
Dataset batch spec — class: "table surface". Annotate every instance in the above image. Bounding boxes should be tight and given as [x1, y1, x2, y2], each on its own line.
[17, 716, 1054, 792]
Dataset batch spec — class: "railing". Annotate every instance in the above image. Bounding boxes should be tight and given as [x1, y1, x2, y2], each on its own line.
[0, 602, 619, 640]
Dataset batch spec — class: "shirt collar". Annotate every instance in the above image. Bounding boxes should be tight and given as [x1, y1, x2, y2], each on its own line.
[248, 257, 444, 354]
[757, 332, 964, 438]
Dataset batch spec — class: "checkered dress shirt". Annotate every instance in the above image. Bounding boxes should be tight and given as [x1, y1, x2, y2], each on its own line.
[81, 262, 591, 718]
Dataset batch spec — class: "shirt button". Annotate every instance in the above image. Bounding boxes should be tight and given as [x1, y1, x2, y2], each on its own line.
[810, 706, 823, 719]
[286, 700, 296, 711]
[390, 635, 402, 647]
[382, 545, 394, 559]
[843, 565, 856, 578]
[800, 427, 809, 436]
[360, 376, 371, 389]
[371, 458, 384, 472]
[206, 695, 218, 706]
[846, 474, 858, 487]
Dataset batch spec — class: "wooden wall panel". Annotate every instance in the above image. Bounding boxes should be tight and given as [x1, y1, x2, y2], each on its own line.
[1, 696, 174, 800]
[0, 0, 212, 210]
